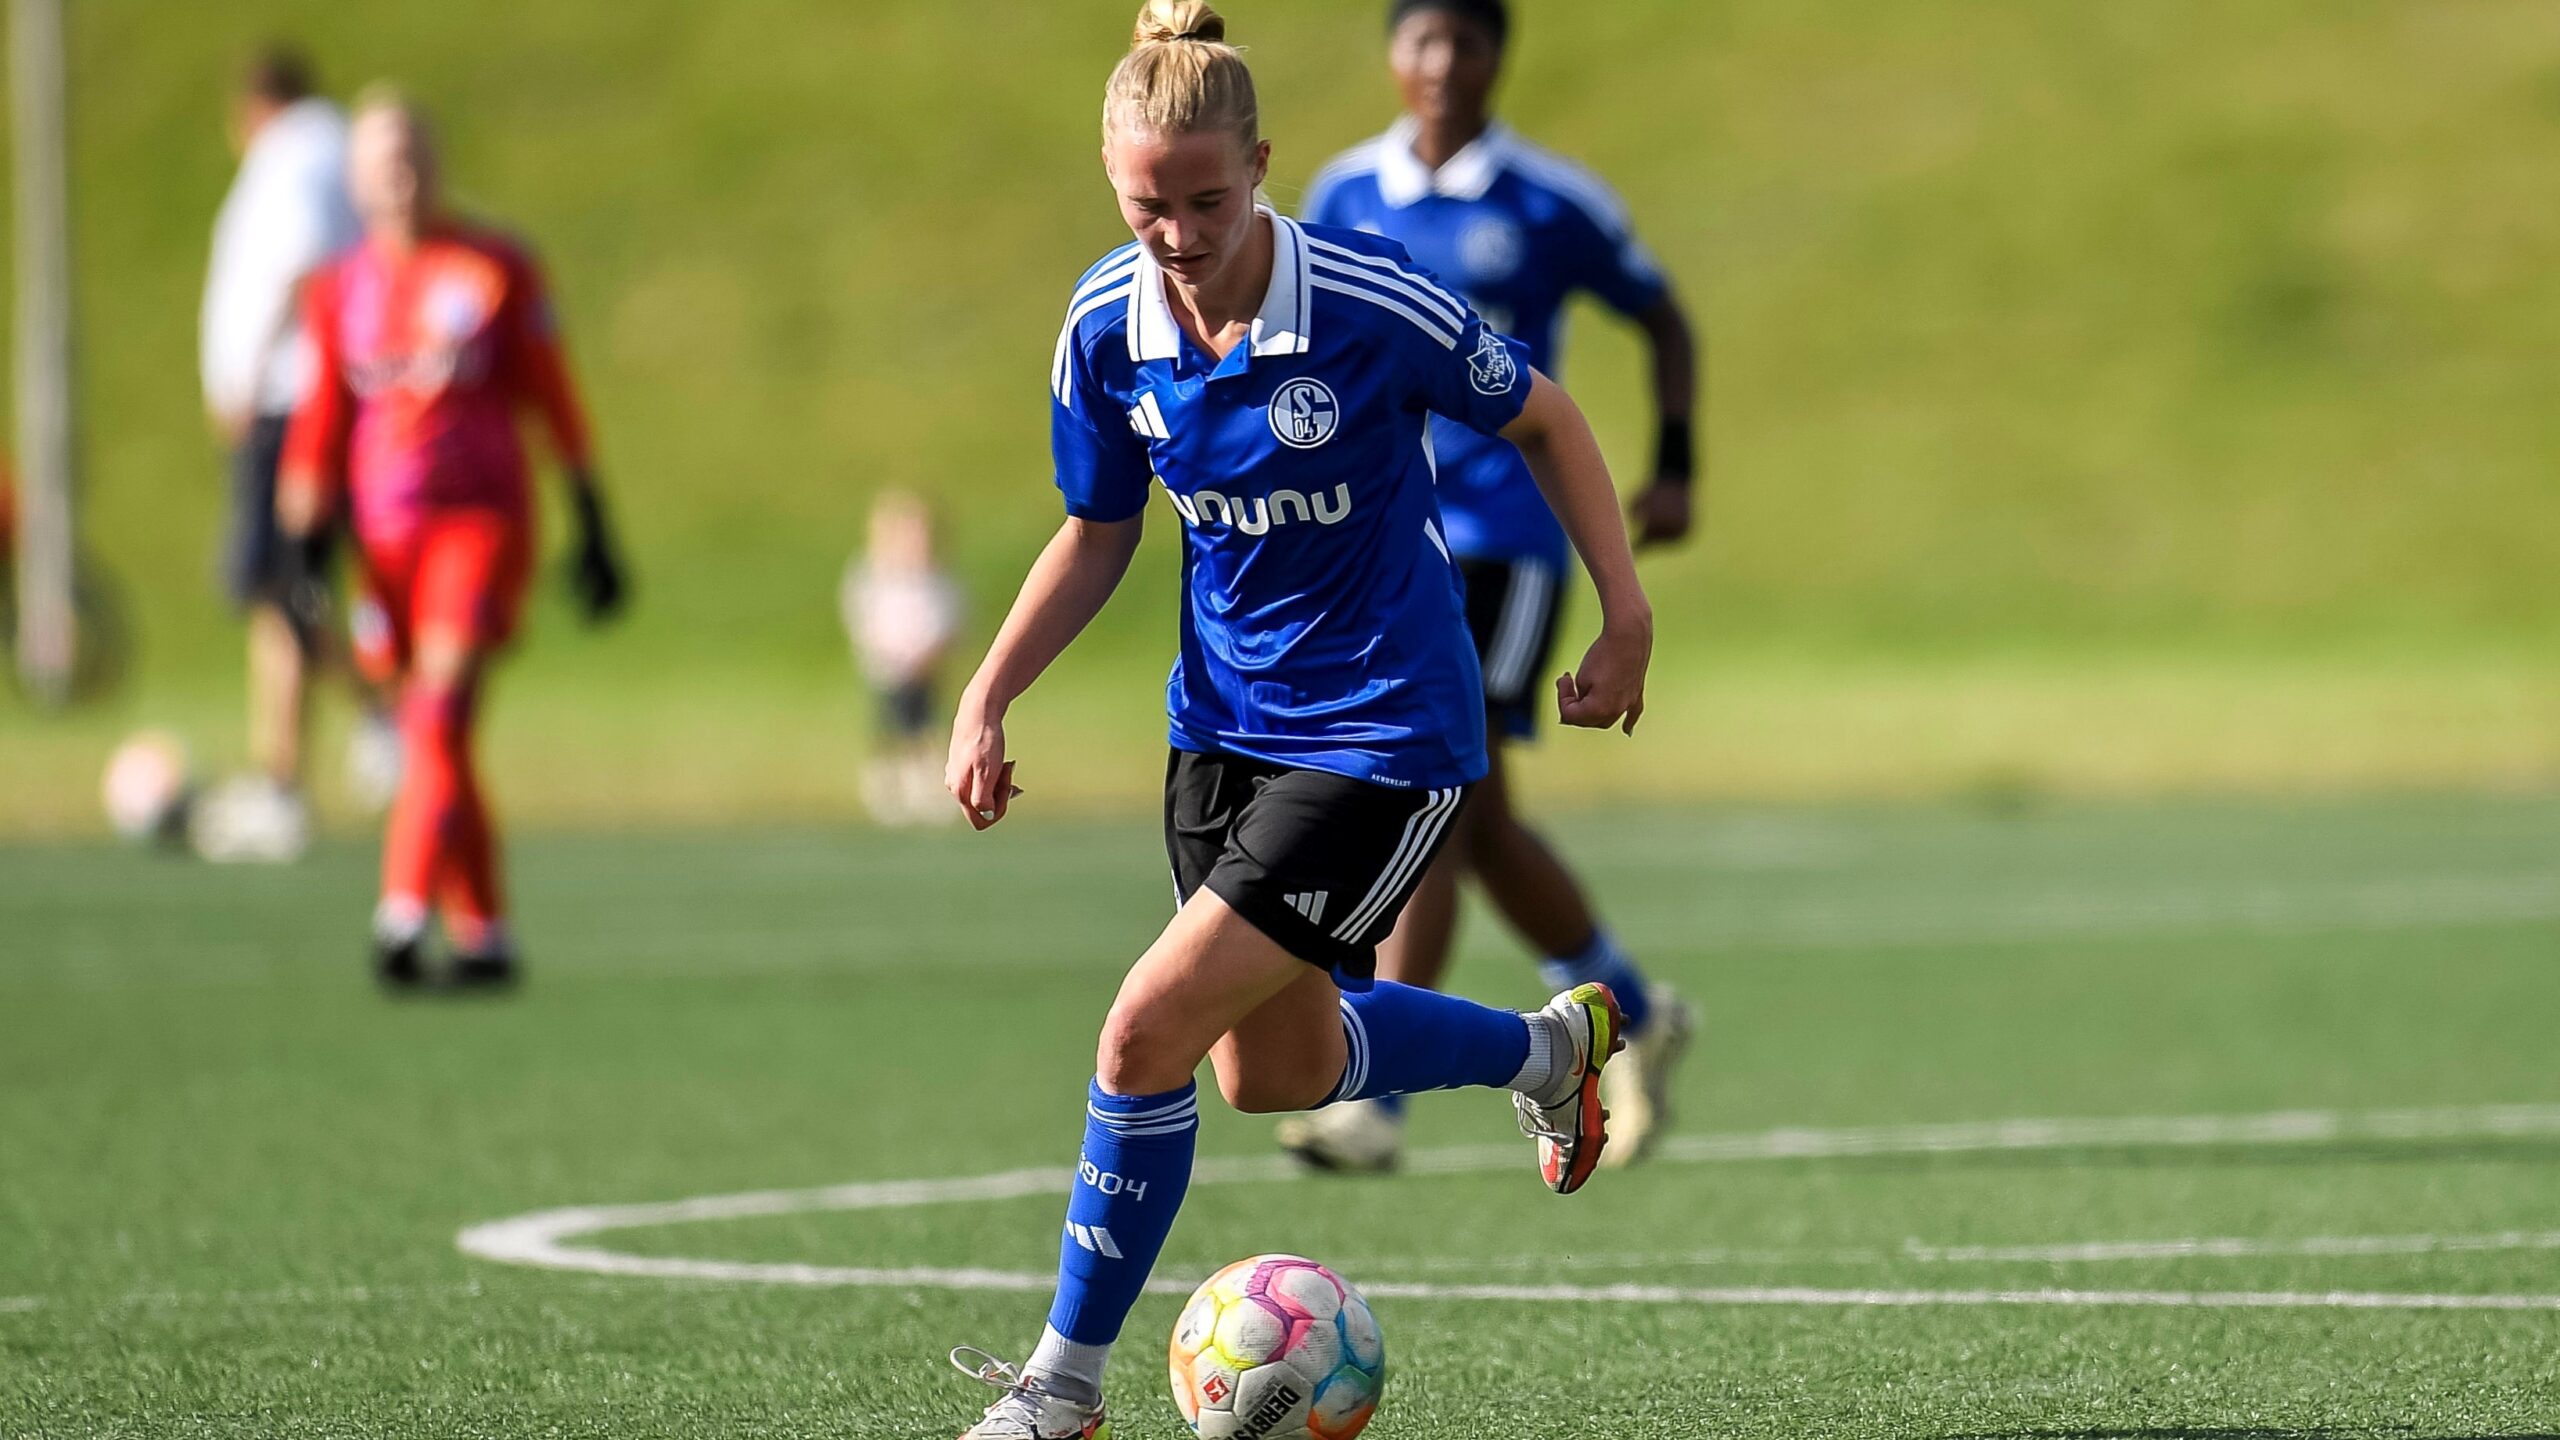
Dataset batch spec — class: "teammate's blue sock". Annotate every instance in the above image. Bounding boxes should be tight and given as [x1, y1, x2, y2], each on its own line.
[1324, 982, 1532, 1104]
[1370, 1091, 1408, 1119]
[1035, 1078, 1198, 1394]
[1539, 929, 1654, 1034]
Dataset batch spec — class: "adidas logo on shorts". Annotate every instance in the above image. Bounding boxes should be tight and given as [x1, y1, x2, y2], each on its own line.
[1283, 891, 1329, 926]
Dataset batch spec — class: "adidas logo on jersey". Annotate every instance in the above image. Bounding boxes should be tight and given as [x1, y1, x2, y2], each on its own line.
[1166, 483, 1353, 535]
[1283, 891, 1329, 925]
[1126, 392, 1172, 440]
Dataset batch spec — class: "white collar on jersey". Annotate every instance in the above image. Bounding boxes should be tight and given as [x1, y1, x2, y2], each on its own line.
[1372, 116, 1514, 208]
[1128, 205, 1314, 364]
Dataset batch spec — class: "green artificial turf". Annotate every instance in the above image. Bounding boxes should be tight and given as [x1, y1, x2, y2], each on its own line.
[5, 795, 2557, 1436]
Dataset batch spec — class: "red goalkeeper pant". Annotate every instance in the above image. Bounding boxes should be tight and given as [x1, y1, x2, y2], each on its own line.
[381, 677, 505, 946]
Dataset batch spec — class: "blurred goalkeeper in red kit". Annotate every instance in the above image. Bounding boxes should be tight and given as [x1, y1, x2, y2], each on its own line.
[279, 89, 628, 989]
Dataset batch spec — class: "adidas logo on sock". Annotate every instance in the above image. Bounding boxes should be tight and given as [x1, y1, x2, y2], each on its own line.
[1283, 891, 1327, 925]
[1066, 1222, 1123, 1259]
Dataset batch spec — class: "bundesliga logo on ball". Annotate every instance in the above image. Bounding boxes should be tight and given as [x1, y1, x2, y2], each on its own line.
[1169, 1255, 1386, 1439]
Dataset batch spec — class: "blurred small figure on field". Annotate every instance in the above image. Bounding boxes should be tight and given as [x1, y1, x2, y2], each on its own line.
[195, 44, 396, 863]
[841, 491, 963, 826]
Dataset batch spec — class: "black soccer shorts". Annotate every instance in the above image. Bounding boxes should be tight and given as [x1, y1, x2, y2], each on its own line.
[223, 414, 337, 611]
[1163, 747, 1473, 985]
[877, 678, 936, 740]
[1459, 556, 1566, 742]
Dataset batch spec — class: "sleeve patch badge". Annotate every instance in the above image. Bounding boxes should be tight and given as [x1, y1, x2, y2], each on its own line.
[1467, 330, 1520, 396]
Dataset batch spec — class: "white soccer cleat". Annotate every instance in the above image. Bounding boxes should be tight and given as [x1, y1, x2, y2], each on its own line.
[900, 752, 959, 826]
[1275, 1098, 1406, 1174]
[1599, 987, 1698, 1169]
[1513, 982, 1627, 1195]
[860, 758, 909, 828]
[188, 775, 311, 864]
[949, 1348, 1110, 1440]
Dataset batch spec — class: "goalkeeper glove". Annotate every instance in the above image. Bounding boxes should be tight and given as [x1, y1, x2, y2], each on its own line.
[276, 529, 337, 657]
[566, 481, 628, 623]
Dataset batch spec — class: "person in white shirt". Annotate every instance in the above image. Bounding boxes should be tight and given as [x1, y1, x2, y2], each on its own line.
[193, 47, 383, 862]
[841, 490, 964, 825]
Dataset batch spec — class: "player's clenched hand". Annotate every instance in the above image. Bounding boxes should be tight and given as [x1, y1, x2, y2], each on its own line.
[1628, 481, 1693, 550]
[1556, 613, 1651, 735]
[946, 706, 1018, 831]
[276, 530, 337, 659]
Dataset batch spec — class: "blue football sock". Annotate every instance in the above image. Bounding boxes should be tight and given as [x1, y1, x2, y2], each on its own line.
[1324, 982, 1532, 1105]
[1042, 1080, 1198, 1353]
[1539, 929, 1654, 1034]
[1370, 1091, 1408, 1119]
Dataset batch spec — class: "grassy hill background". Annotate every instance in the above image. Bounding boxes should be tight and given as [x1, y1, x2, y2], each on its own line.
[6, 0, 2559, 834]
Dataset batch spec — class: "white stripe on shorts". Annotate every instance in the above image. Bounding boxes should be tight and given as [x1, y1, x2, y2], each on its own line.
[1484, 561, 1555, 703]
[1333, 787, 1464, 943]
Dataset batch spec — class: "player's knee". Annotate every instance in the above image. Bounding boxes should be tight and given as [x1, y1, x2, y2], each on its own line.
[411, 629, 480, 689]
[1217, 1062, 1330, 1115]
[1095, 1002, 1198, 1097]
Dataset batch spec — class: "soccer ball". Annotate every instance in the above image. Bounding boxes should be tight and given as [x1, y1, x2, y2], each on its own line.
[101, 730, 195, 846]
[1169, 1254, 1385, 1440]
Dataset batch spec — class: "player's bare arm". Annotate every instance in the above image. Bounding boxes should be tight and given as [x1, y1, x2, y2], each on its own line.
[947, 512, 1144, 828]
[1500, 371, 1652, 734]
[1629, 292, 1701, 548]
[274, 465, 327, 537]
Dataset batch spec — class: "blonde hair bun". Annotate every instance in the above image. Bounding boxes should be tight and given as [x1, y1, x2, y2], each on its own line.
[1132, 0, 1227, 48]
[1106, 0, 1257, 144]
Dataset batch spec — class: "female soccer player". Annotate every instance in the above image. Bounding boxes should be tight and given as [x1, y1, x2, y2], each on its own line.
[1280, 0, 1704, 1174]
[942, 4, 1651, 1435]
[278, 90, 626, 988]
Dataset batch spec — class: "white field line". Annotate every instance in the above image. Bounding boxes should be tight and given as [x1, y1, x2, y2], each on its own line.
[1377, 1100, 2560, 1177]
[1340, 1230, 2560, 1276]
[456, 1103, 2560, 1313]
[1349, 1282, 2560, 1312]
[1907, 1229, 2560, 1265]
[0, 1278, 705, 1318]
[101, 1281, 488, 1309]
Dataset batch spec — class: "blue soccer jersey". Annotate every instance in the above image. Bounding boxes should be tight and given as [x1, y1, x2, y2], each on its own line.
[1302, 119, 1669, 566]
[1050, 210, 1534, 790]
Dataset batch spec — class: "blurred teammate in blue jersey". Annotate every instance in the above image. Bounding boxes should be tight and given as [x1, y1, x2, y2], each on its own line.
[1278, 0, 1705, 1176]
[939, 3, 1655, 1435]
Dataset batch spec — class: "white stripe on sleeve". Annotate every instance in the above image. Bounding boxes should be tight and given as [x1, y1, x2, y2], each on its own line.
[1310, 275, 1458, 350]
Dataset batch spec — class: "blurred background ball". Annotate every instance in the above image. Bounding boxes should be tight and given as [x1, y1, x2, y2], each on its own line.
[101, 730, 196, 847]
[1170, 1254, 1385, 1440]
